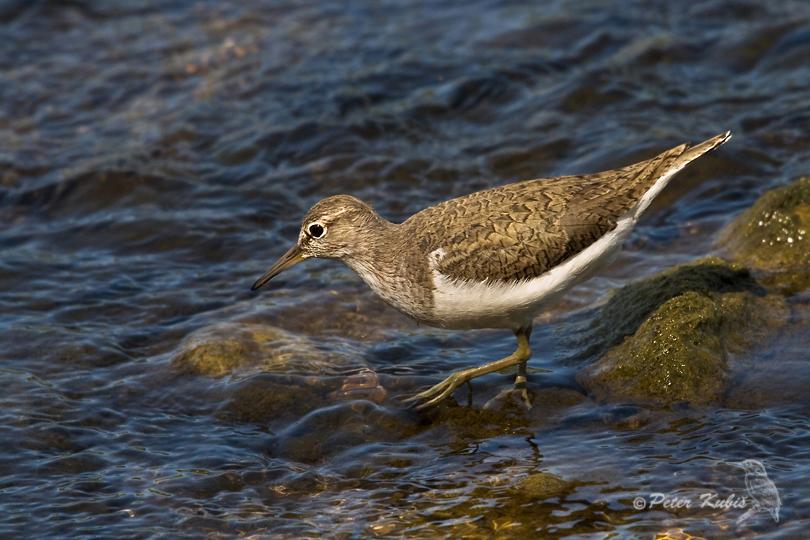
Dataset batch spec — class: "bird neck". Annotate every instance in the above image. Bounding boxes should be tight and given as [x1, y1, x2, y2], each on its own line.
[340, 215, 435, 322]
[341, 214, 399, 277]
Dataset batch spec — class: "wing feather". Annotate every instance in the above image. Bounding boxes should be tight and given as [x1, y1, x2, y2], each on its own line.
[408, 145, 687, 283]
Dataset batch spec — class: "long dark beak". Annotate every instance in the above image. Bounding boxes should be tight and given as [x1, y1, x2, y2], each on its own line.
[251, 244, 306, 290]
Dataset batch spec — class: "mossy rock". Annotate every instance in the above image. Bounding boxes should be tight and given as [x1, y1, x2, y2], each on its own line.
[577, 262, 788, 406]
[570, 257, 769, 363]
[719, 176, 810, 293]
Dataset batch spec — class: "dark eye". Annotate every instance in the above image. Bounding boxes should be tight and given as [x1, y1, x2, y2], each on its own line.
[308, 223, 325, 238]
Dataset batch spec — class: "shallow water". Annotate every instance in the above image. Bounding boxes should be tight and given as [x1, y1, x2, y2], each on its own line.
[2, 0, 810, 538]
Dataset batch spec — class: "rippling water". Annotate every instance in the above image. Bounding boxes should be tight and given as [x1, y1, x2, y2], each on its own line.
[2, 1, 810, 538]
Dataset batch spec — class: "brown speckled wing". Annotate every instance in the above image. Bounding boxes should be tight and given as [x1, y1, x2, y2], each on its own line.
[410, 144, 687, 283]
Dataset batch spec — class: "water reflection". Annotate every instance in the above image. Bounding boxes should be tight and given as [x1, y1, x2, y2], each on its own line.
[1, 0, 810, 538]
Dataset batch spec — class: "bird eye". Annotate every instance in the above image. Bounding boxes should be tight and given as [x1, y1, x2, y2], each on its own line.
[308, 222, 325, 238]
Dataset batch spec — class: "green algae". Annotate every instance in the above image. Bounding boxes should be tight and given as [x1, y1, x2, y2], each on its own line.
[719, 176, 810, 293]
[582, 292, 724, 405]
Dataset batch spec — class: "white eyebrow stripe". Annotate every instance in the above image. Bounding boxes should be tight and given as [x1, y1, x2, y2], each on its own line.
[322, 207, 350, 221]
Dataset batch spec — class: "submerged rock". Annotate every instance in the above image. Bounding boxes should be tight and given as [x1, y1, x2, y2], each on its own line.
[266, 400, 408, 464]
[577, 259, 788, 406]
[170, 323, 391, 425]
[719, 176, 810, 293]
[254, 288, 412, 343]
[510, 471, 577, 500]
[171, 323, 364, 377]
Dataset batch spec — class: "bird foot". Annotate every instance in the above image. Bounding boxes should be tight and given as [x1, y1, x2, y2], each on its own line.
[403, 368, 477, 410]
[483, 387, 532, 411]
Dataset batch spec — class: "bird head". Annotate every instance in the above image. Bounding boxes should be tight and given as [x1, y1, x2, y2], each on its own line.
[251, 195, 380, 290]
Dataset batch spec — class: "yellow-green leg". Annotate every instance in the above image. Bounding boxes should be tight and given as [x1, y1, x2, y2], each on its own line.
[484, 326, 532, 410]
[405, 327, 532, 410]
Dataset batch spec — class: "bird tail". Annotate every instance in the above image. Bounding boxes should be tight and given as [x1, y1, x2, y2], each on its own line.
[626, 131, 731, 221]
[674, 131, 732, 169]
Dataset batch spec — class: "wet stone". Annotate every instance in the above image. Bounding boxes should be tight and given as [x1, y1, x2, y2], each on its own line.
[577, 259, 788, 406]
[719, 176, 810, 293]
[170, 322, 366, 378]
[221, 371, 392, 427]
[424, 405, 532, 443]
[174, 323, 389, 425]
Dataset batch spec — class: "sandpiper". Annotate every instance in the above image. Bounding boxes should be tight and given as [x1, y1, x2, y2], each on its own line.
[252, 132, 731, 409]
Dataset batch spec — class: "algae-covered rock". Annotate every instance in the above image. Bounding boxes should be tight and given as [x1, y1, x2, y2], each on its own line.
[171, 323, 365, 377]
[577, 260, 788, 406]
[572, 257, 771, 362]
[719, 176, 810, 293]
[580, 292, 722, 405]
